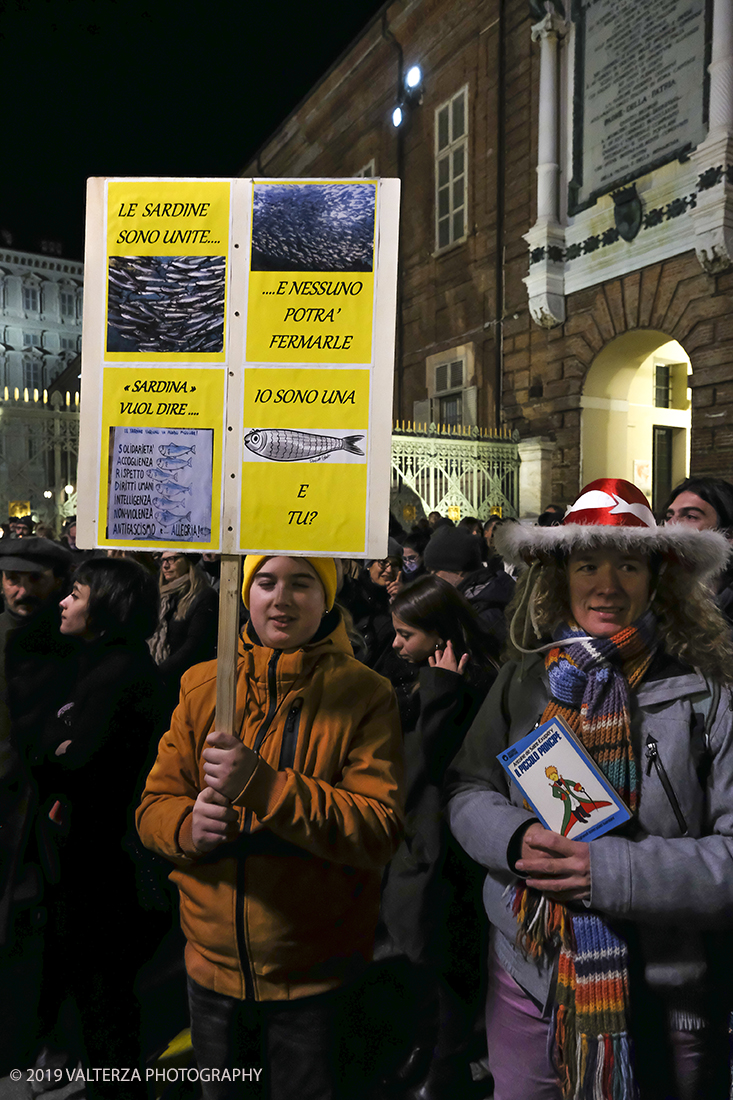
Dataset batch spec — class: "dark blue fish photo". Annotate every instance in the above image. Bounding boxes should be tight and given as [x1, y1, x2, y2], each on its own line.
[251, 183, 375, 273]
[107, 254, 225, 354]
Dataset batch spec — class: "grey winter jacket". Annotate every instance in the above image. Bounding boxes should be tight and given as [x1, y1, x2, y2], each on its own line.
[446, 649, 733, 1012]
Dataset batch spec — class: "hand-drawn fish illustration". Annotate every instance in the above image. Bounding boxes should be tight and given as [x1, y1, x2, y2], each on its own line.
[152, 496, 185, 510]
[155, 509, 192, 526]
[159, 443, 196, 458]
[243, 429, 364, 462]
[156, 456, 192, 471]
[152, 469, 180, 485]
[154, 480, 191, 496]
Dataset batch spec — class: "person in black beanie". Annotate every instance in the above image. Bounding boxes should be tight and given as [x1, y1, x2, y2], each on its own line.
[424, 525, 513, 650]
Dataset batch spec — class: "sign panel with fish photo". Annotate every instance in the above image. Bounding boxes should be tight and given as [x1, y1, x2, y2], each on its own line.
[246, 181, 376, 366]
[105, 179, 230, 364]
[105, 426, 214, 543]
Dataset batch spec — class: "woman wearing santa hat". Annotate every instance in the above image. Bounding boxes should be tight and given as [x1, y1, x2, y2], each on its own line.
[446, 478, 733, 1100]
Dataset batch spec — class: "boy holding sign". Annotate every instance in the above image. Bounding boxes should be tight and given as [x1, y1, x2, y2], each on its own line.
[137, 555, 403, 1098]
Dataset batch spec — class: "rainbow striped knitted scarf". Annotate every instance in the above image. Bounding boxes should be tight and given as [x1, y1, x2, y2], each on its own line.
[513, 611, 657, 1100]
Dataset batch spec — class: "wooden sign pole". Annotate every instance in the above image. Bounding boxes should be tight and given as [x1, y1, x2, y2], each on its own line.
[214, 554, 243, 736]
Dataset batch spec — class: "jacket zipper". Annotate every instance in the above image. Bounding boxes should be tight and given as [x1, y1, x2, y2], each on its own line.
[236, 649, 281, 1000]
[279, 699, 303, 771]
[645, 736, 688, 834]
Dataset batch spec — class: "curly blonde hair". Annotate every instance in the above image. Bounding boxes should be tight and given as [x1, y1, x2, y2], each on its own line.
[505, 554, 733, 683]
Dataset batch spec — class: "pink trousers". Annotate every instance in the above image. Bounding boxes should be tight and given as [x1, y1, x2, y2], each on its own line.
[485, 950, 729, 1100]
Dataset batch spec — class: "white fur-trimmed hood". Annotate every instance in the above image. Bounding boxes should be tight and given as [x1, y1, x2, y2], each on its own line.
[495, 521, 731, 581]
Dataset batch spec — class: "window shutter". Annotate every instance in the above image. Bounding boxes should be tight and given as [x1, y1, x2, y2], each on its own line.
[463, 385, 478, 426]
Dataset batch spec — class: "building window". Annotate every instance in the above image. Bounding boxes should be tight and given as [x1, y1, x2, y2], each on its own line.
[22, 356, 42, 393]
[23, 333, 42, 347]
[654, 364, 671, 408]
[60, 336, 76, 351]
[60, 290, 76, 317]
[435, 87, 468, 250]
[417, 345, 478, 429]
[22, 284, 39, 312]
[652, 426, 674, 514]
[439, 392, 462, 428]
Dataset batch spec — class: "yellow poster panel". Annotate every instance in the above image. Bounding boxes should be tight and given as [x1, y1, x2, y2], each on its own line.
[106, 180, 230, 363]
[244, 367, 370, 430]
[246, 272, 374, 364]
[97, 366, 225, 550]
[240, 463, 367, 554]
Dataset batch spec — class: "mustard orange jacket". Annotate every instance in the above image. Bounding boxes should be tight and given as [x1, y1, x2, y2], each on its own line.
[136, 616, 404, 1001]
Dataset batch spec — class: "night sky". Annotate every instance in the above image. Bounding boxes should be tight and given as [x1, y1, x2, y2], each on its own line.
[0, 0, 387, 261]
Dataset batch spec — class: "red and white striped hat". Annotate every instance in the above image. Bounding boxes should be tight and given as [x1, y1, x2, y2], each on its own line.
[496, 477, 730, 580]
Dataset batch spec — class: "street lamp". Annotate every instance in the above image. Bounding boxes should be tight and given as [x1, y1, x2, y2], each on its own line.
[390, 62, 424, 128]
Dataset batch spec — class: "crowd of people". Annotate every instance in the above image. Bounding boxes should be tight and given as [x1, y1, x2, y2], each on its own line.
[1, 476, 733, 1099]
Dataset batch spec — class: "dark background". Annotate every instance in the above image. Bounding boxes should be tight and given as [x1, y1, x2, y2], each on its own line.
[0, 0, 387, 260]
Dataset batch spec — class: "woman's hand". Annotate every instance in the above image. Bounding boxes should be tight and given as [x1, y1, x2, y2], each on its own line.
[515, 822, 591, 903]
[191, 786, 239, 853]
[202, 730, 259, 801]
[386, 576, 402, 601]
[428, 639, 469, 676]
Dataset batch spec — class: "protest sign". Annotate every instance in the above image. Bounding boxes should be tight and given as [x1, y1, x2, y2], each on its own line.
[78, 177, 400, 558]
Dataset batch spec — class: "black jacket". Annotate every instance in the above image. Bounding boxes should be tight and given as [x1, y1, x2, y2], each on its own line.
[157, 584, 218, 718]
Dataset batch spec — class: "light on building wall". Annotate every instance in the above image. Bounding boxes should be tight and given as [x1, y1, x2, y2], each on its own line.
[64, 484, 74, 495]
[405, 65, 422, 90]
[43, 490, 53, 499]
[392, 106, 404, 128]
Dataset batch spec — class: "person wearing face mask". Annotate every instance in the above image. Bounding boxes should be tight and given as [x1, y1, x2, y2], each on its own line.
[137, 556, 403, 1100]
[399, 533, 429, 585]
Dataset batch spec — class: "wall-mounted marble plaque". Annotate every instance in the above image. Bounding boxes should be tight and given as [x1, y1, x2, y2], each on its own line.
[569, 0, 708, 213]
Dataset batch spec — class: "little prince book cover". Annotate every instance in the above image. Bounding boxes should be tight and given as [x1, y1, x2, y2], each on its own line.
[497, 716, 631, 842]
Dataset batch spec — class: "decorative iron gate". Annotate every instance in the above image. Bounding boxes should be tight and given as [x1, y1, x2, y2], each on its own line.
[0, 387, 80, 524]
[390, 421, 520, 525]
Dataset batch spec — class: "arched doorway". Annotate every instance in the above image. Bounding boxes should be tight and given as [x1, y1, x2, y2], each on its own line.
[580, 331, 691, 514]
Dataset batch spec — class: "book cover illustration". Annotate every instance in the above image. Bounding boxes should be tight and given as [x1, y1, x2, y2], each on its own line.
[497, 717, 631, 842]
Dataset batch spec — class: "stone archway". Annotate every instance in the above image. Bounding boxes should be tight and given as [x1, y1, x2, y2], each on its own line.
[581, 330, 691, 513]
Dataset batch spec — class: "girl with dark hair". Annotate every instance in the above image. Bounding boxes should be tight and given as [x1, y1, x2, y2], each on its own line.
[379, 576, 498, 1098]
[35, 558, 166, 1092]
[391, 573, 499, 684]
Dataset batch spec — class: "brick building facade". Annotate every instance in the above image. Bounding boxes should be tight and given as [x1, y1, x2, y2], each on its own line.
[242, 0, 733, 512]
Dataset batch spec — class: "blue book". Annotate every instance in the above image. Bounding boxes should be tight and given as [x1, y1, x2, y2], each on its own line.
[497, 716, 631, 842]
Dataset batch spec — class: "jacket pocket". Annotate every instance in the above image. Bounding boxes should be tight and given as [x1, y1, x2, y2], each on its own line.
[645, 736, 688, 835]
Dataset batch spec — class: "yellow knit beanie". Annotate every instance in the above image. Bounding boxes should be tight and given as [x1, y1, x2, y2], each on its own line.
[241, 556, 338, 611]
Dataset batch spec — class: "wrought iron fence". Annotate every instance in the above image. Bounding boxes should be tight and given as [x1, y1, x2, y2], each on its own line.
[0, 387, 80, 524]
[390, 420, 520, 525]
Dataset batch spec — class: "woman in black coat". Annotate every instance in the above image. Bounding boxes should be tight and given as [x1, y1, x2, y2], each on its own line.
[36, 558, 166, 1094]
[148, 551, 219, 720]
